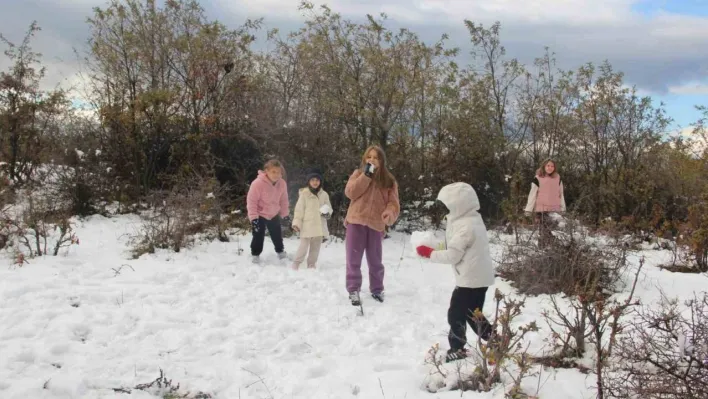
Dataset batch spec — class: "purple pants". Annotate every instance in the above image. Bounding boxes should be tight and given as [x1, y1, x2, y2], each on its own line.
[345, 223, 385, 294]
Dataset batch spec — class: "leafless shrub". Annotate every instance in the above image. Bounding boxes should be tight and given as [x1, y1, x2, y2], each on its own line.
[604, 292, 708, 399]
[111, 368, 212, 398]
[537, 249, 642, 399]
[497, 217, 628, 297]
[0, 189, 78, 264]
[129, 171, 236, 258]
[424, 290, 538, 396]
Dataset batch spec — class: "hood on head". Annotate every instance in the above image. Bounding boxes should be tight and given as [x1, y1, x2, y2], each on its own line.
[258, 169, 281, 184]
[436, 182, 480, 220]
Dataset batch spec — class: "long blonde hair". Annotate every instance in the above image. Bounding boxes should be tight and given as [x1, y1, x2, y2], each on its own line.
[536, 158, 559, 178]
[360, 145, 396, 189]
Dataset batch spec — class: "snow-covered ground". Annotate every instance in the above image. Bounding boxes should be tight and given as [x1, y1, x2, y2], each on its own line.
[1, 214, 706, 398]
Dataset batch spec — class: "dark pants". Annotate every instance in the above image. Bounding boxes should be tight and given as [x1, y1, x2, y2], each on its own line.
[250, 216, 284, 256]
[535, 212, 554, 248]
[448, 286, 493, 351]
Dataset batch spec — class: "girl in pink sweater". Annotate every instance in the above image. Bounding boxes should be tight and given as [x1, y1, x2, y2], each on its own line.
[524, 158, 566, 247]
[247, 159, 290, 264]
[344, 145, 400, 305]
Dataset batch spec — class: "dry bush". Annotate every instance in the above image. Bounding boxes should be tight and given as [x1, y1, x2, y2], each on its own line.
[497, 217, 628, 297]
[110, 368, 212, 398]
[535, 245, 642, 399]
[424, 290, 539, 397]
[129, 172, 237, 258]
[470, 291, 539, 397]
[604, 293, 708, 399]
[498, 215, 645, 398]
[49, 147, 119, 216]
[0, 189, 79, 265]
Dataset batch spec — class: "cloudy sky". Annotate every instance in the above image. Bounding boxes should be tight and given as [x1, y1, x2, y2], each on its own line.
[1, 0, 707, 130]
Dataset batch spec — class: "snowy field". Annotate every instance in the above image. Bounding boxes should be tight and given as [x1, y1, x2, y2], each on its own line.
[1, 214, 707, 398]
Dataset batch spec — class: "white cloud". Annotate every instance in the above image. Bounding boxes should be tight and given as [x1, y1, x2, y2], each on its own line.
[669, 82, 708, 95]
[3, 0, 707, 121]
[230, 0, 706, 28]
[670, 125, 707, 155]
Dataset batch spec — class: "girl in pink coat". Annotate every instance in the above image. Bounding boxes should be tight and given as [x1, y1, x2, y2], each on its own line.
[247, 159, 290, 264]
[524, 158, 566, 247]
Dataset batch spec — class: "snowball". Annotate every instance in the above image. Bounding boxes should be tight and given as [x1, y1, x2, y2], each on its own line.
[410, 231, 446, 255]
[320, 204, 332, 214]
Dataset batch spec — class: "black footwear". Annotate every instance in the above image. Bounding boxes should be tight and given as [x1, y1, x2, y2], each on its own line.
[371, 292, 384, 303]
[349, 291, 361, 306]
[445, 348, 468, 363]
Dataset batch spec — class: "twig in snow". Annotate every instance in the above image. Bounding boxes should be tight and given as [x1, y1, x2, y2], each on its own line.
[395, 235, 407, 271]
[43, 379, 51, 389]
[378, 377, 385, 398]
[115, 290, 124, 306]
[112, 264, 135, 276]
[241, 367, 274, 399]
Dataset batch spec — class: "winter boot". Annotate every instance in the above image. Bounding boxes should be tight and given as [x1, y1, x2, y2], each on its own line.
[277, 251, 288, 260]
[445, 348, 469, 363]
[251, 255, 260, 264]
[371, 292, 384, 303]
[349, 291, 361, 306]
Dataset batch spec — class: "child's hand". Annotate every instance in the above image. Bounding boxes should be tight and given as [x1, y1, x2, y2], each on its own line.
[292, 225, 300, 232]
[416, 245, 434, 258]
[364, 163, 375, 177]
[382, 209, 394, 225]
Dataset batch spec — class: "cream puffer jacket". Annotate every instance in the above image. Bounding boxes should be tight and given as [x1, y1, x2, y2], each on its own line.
[430, 182, 496, 289]
[292, 187, 332, 238]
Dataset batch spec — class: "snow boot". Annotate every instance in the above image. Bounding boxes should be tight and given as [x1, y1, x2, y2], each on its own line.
[371, 292, 384, 303]
[251, 255, 260, 264]
[445, 348, 469, 363]
[349, 291, 361, 306]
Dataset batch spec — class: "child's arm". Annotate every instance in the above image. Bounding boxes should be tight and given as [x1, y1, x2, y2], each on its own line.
[524, 177, 539, 213]
[279, 180, 290, 218]
[246, 181, 260, 221]
[382, 182, 400, 225]
[560, 180, 566, 212]
[292, 194, 305, 230]
[345, 169, 372, 201]
[429, 225, 473, 265]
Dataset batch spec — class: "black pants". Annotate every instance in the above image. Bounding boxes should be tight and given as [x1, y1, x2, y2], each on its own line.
[535, 212, 554, 248]
[250, 216, 284, 256]
[448, 286, 493, 351]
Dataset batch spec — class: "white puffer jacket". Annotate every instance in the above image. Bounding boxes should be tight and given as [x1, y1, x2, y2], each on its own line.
[292, 187, 331, 238]
[430, 182, 496, 289]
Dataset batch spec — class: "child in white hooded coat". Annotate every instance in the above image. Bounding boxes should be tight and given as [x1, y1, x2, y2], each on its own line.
[415, 182, 497, 362]
[291, 171, 332, 269]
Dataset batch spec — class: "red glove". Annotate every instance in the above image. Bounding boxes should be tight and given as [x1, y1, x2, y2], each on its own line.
[416, 245, 434, 258]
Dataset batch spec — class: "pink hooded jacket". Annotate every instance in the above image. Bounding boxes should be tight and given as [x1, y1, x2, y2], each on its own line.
[247, 170, 289, 221]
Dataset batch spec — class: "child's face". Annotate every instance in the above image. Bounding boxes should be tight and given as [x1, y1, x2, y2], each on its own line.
[265, 166, 282, 183]
[365, 150, 381, 169]
[309, 177, 321, 189]
[544, 162, 555, 175]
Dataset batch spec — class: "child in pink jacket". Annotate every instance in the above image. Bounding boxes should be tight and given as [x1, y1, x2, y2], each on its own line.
[524, 158, 566, 248]
[247, 159, 290, 264]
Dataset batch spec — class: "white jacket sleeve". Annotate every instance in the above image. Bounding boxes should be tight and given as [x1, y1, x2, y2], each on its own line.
[524, 182, 538, 213]
[292, 195, 305, 229]
[430, 225, 473, 265]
